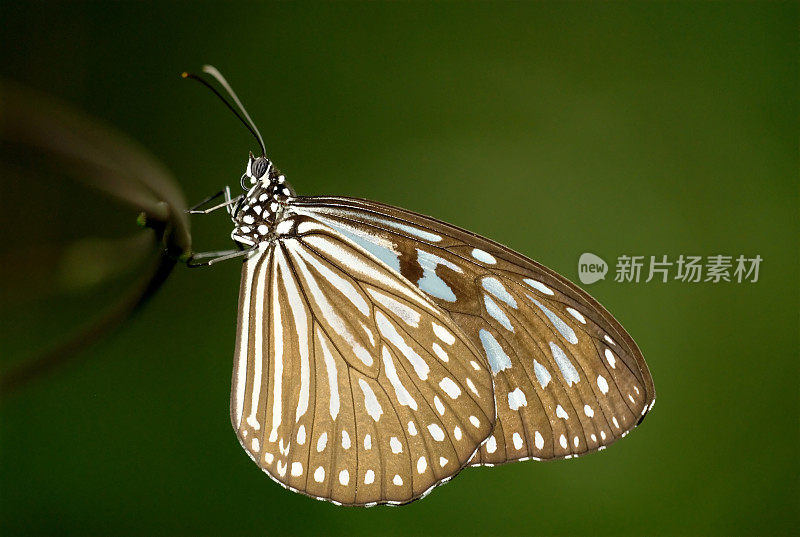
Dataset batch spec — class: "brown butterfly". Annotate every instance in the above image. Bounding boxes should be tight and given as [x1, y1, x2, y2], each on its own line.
[186, 66, 655, 506]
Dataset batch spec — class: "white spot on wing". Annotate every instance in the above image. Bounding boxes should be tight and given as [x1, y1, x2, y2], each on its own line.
[556, 404, 569, 419]
[566, 307, 586, 324]
[466, 378, 479, 396]
[358, 378, 383, 421]
[597, 375, 609, 394]
[432, 342, 449, 362]
[486, 435, 497, 453]
[584, 404, 594, 417]
[512, 432, 523, 450]
[439, 377, 461, 399]
[314, 466, 325, 482]
[434, 395, 445, 415]
[432, 322, 455, 345]
[535, 431, 544, 450]
[471, 248, 496, 264]
[291, 462, 303, 476]
[427, 424, 445, 441]
[524, 278, 555, 295]
[316, 432, 328, 452]
[605, 348, 616, 368]
[533, 360, 551, 389]
[339, 469, 350, 486]
[508, 388, 528, 410]
[390, 437, 403, 454]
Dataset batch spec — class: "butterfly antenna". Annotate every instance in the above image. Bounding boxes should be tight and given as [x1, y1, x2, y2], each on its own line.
[181, 67, 267, 156]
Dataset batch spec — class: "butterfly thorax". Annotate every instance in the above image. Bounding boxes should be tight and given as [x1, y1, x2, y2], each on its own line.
[231, 155, 296, 246]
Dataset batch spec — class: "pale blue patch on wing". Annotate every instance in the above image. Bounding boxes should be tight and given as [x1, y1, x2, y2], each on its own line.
[483, 295, 514, 332]
[320, 218, 402, 273]
[384, 220, 442, 242]
[481, 277, 518, 309]
[528, 295, 578, 344]
[549, 341, 580, 386]
[416, 249, 463, 302]
[333, 208, 443, 242]
[533, 360, 551, 389]
[479, 329, 512, 374]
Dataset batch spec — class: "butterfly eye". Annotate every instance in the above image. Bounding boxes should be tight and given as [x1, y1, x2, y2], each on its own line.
[251, 157, 269, 178]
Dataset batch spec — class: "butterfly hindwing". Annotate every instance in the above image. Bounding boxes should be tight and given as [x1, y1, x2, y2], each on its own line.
[230, 215, 496, 505]
[289, 197, 655, 466]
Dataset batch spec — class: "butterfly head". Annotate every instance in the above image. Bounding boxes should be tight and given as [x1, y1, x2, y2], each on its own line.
[244, 153, 270, 186]
[230, 153, 296, 246]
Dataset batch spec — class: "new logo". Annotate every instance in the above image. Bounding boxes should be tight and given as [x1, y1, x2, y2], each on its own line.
[578, 253, 608, 284]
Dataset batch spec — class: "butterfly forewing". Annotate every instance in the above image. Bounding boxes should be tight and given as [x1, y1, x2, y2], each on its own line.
[230, 215, 496, 505]
[289, 197, 655, 466]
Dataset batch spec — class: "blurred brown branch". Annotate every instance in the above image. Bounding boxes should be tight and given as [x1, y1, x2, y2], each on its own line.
[0, 82, 192, 398]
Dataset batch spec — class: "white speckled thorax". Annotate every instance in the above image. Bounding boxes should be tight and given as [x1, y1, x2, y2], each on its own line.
[231, 155, 297, 246]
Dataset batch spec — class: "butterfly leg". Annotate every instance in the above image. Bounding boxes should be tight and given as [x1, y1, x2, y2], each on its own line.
[186, 246, 255, 267]
[188, 186, 241, 215]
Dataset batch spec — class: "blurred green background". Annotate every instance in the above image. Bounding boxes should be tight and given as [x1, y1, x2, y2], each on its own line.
[1, 2, 796, 536]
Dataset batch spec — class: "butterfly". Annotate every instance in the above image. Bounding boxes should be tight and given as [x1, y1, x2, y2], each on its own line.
[185, 66, 655, 506]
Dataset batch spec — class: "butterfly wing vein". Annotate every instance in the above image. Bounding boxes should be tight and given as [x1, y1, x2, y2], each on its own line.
[288, 197, 655, 467]
[230, 222, 496, 505]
